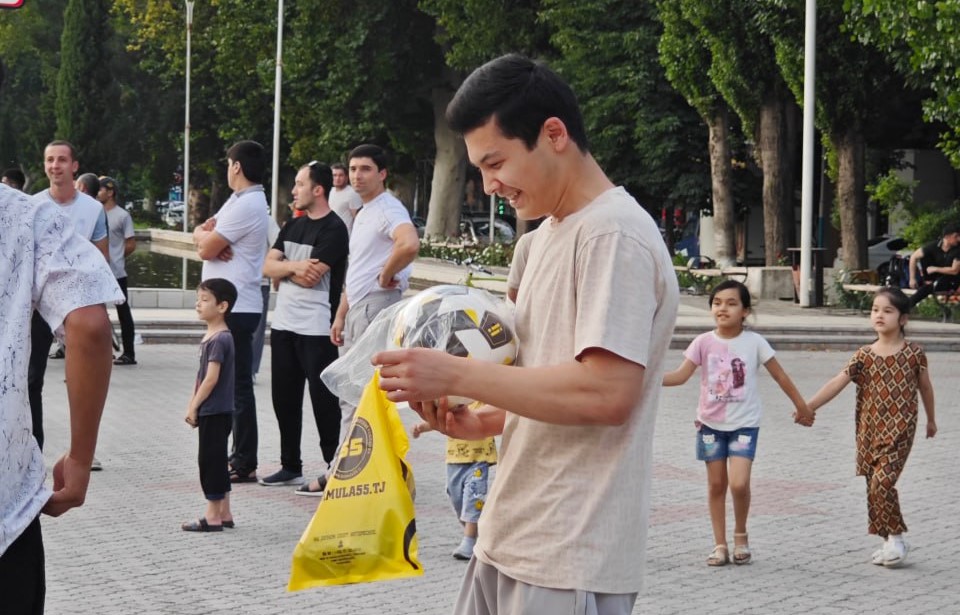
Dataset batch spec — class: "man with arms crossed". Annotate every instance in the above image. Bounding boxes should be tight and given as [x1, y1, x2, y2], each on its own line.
[373, 54, 679, 614]
[328, 162, 362, 234]
[260, 161, 349, 486]
[194, 140, 270, 483]
[0, 183, 121, 615]
[296, 144, 419, 496]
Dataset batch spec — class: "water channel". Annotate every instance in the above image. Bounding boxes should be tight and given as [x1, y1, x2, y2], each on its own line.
[126, 242, 202, 289]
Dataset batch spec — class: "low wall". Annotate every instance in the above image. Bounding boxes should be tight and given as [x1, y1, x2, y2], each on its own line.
[745, 266, 795, 301]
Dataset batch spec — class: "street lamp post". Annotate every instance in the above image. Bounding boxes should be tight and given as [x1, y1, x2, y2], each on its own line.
[270, 0, 284, 222]
[183, 0, 194, 234]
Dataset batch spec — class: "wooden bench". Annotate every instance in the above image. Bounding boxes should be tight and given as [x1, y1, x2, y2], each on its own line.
[841, 280, 959, 322]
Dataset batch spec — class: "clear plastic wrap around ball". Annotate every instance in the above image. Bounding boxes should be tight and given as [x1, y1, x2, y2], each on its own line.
[320, 285, 518, 408]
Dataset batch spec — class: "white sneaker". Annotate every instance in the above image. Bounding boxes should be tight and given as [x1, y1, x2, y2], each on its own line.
[871, 548, 885, 566]
[882, 540, 910, 568]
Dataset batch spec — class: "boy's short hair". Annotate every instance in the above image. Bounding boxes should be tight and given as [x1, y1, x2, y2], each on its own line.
[302, 161, 334, 198]
[348, 144, 388, 172]
[1, 168, 25, 190]
[446, 53, 589, 153]
[943, 222, 960, 237]
[199, 278, 238, 314]
[226, 140, 266, 184]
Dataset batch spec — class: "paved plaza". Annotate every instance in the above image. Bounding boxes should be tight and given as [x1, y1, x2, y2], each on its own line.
[37, 307, 959, 614]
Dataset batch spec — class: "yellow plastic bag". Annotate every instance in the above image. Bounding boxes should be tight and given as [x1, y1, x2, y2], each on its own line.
[288, 372, 422, 590]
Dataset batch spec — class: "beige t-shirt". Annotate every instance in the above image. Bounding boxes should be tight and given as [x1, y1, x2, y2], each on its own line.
[506, 229, 536, 295]
[474, 187, 679, 593]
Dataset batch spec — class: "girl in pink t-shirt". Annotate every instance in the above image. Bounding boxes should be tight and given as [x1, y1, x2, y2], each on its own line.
[663, 280, 813, 566]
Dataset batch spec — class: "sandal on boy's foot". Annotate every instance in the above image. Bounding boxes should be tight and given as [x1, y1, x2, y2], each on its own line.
[871, 548, 886, 566]
[295, 476, 327, 497]
[706, 545, 729, 567]
[229, 468, 257, 484]
[181, 518, 223, 532]
[113, 354, 137, 366]
[733, 533, 752, 565]
[222, 520, 235, 529]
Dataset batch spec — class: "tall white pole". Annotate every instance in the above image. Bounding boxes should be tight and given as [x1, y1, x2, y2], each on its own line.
[270, 0, 284, 222]
[183, 1, 194, 234]
[182, 1, 194, 290]
[799, 0, 816, 307]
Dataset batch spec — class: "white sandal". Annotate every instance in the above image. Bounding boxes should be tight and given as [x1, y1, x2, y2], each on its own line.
[733, 533, 752, 564]
[707, 544, 729, 566]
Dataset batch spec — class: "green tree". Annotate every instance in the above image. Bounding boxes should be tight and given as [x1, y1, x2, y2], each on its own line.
[657, 0, 736, 264]
[683, 0, 798, 265]
[845, 0, 960, 168]
[56, 0, 114, 172]
[0, 0, 68, 183]
[543, 0, 710, 226]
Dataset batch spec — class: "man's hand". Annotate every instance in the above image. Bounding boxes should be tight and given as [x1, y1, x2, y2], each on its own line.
[42, 454, 93, 517]
[291, 259, 324, 287]
[331, 315, 346, 346]
[378, 271, 400, 289]
[185, 406, 199, 428]
[201, 217, 217, 231]
[408, 398, 485, 440]
[375, 347, 461, 404]
[217, 245, 234, 262]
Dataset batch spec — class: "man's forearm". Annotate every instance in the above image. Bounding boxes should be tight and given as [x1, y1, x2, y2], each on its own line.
[63, 305, 113, 464]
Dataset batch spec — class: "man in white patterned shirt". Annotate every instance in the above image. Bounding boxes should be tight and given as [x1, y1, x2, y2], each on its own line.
[0, 184, 122, 614]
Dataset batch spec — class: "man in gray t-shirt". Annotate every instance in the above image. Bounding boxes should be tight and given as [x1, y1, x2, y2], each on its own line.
[98, 176, 138, 365]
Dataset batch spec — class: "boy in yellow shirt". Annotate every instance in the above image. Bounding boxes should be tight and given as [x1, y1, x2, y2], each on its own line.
[413, 415, 497, 560]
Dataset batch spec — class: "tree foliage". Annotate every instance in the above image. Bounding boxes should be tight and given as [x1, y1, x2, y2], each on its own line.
[844, 0, 960, 167]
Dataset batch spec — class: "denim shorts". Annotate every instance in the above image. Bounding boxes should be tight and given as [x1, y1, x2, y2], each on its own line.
[696, 424, 760, 462]
[447, 461, 490, 524]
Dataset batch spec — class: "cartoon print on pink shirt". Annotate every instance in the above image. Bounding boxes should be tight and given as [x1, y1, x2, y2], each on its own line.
[707, 351, 746, 403]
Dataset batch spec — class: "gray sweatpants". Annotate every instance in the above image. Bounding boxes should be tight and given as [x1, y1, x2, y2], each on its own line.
[454, 557, 637, 615]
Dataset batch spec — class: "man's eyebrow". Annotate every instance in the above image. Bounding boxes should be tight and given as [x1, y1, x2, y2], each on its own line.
[477, 151, 501, 166]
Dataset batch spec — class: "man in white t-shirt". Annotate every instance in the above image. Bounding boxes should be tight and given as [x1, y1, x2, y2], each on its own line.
[0, 183, 122, 613]
[373, 55, 679, 614]
[193, 140, 270, 483]
[328, 162, 362, 234]
[29, 141, 112, 452]
[296, 144, 419, 496]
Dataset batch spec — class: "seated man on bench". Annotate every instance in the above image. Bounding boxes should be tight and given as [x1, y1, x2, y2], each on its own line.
[908, 222, 960, 308]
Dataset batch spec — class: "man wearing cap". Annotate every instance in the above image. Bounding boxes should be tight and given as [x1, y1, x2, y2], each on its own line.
[98, 176, 138, 365]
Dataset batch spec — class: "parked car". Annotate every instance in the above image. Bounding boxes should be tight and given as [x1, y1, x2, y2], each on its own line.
[867, 235, 908, 271]
[163, 201, 185, 227]
[460, 215, 516, 245]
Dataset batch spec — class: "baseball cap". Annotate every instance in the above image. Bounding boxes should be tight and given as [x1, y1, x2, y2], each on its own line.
[99, 176, 119, 193]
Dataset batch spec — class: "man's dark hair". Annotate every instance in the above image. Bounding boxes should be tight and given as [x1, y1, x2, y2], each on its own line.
[348, 144, 388, 172]
[331, 162, 347, 173]
[226, 140, 266, 184]
[46, 140, 78, 160]
[943, 222, 960, 237]
[303, 161, 334, 199]
[446, 53, 589, 153]
[2, 168, 25, 190]
[198, 278, 238, 314]
[76, 172, 100, 196]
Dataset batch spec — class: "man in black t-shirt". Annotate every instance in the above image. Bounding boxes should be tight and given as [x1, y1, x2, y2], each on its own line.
[259, 161, 349, 487]
[908, 222, 960, 307]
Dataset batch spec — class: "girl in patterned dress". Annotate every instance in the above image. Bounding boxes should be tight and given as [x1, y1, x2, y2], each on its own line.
[807, 287, 937, 568]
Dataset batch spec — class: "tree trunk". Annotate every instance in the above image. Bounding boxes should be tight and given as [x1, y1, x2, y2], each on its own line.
[424, 86, 466, 240]
[707, 106, 736, 266]
[757, 91, 795, 265]
[833, 127, 867, 270]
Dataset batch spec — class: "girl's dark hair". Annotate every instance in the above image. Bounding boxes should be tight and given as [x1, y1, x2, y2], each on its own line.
[199, 278, 237, 314]
[875, 286, 910, 335]
[708, 279, 752, 311]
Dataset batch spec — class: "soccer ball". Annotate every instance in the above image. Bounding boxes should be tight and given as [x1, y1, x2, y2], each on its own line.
[392, 285, 518, 405]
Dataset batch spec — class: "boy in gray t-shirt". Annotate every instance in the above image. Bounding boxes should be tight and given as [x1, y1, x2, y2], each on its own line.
[182, 278, 237, 533]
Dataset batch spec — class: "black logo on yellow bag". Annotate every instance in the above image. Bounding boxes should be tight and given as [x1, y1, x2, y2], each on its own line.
[335, 417, 373, 480]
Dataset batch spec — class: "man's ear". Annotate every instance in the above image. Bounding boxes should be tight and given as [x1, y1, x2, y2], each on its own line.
[542, 117, 570, 151]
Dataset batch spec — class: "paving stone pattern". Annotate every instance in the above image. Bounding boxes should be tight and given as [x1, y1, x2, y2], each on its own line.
[39, 345, 958, 615]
